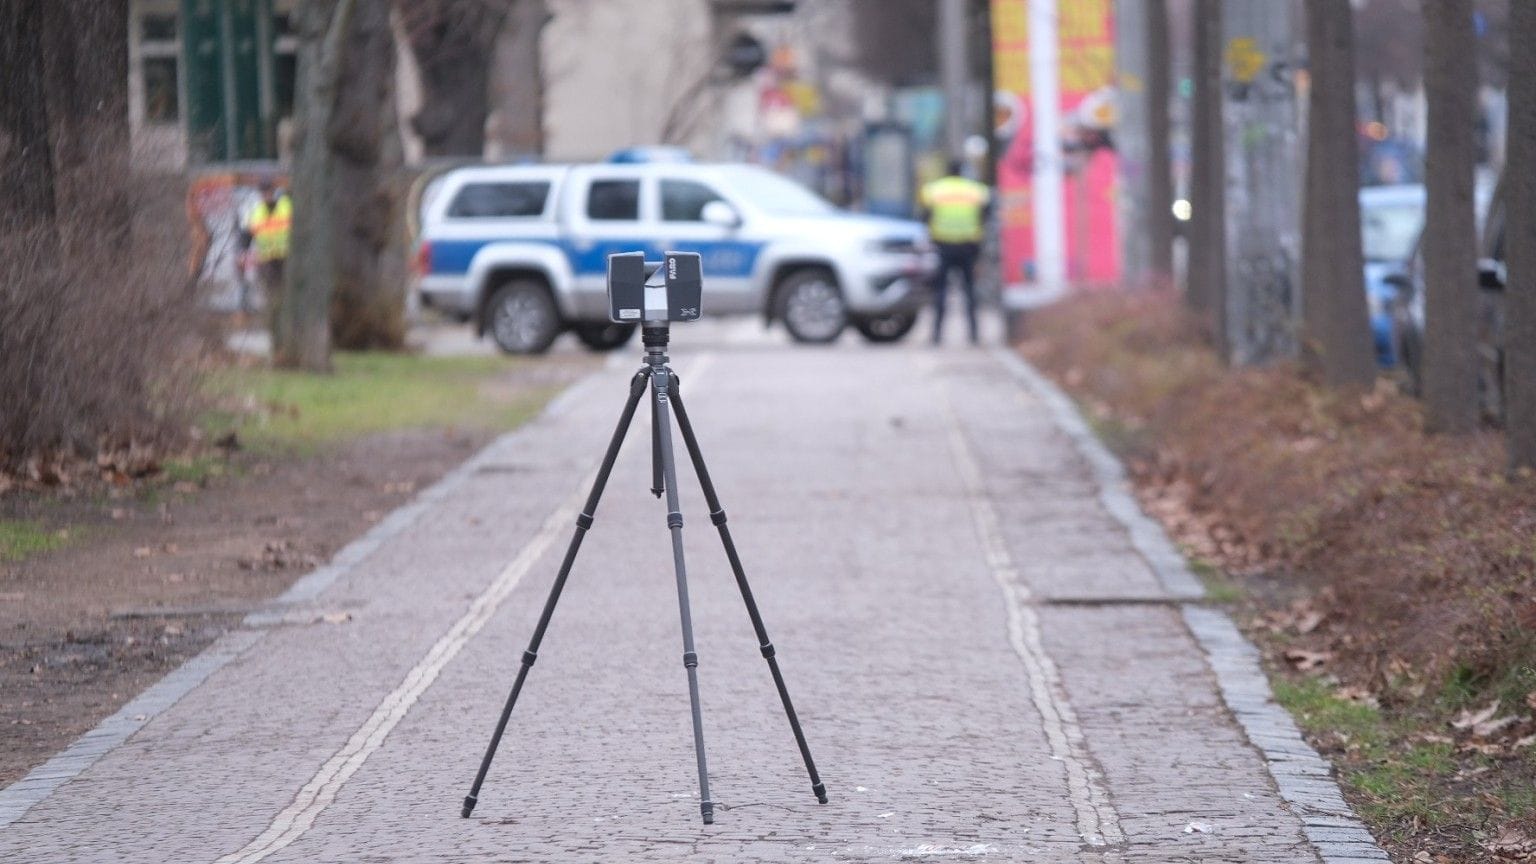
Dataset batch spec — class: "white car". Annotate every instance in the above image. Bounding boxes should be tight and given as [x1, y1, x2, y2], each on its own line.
[414, 162, 936, 353]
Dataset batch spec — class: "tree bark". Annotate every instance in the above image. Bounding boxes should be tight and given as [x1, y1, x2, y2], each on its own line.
[40, 0, 130, 253]
[1188, 0, 1227, 356]
[1145, 0, 1174, 291]
[1505, 0, 1536, 470]
[278, 0, 359, 372]
[328, 0, 406, 351]
[1300, 0, 1375, 389]
[398, 0, 511, 157]
[0, 0, 58, 242]
[1420, 0, 1479, 433]
[489, 0, 550, 158]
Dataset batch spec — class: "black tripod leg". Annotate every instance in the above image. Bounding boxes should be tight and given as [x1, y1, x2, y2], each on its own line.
[652, 368, 715, 825]
[667, 373, 828, 805]
[650, 378, 664, 498]
[461, 369, 649, 819]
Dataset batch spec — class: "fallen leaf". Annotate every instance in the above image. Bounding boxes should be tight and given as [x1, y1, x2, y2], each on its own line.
[1284, 648, 1331, 671]
[1452, 701, 1501, 733]
[1336, 686, 1380, 708]
[1485, 828, 1536, 860]
[1294, 610, 1325, 634]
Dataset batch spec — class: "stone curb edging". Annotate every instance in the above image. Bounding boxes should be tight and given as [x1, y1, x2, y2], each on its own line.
[992, 347, 1391, 864]
[0, 364, 609, 830]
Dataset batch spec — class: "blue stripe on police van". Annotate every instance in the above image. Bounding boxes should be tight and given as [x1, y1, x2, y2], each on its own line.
[428, 236, 763, 279]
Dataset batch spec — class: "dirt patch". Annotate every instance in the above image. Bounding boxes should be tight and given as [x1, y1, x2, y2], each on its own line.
[0, 428, 493, 787]
[0, 325, 609, 790]
[1018, 290, 1536, 863]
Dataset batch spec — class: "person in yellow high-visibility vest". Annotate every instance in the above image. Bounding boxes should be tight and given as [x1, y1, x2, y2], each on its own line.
[919, 159, 991, 345]
[240, 177, 292, 311]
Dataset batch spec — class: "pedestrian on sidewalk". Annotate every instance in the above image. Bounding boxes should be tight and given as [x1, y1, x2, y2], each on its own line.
[920, 158, 991, 345]
[239, 176, 292, 315]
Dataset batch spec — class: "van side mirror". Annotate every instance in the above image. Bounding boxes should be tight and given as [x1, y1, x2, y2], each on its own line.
[1478, 258, 1506, 291]
[701, 200, 742, 229]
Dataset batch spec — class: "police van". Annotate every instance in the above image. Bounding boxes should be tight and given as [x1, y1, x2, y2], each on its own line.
[413, 162, 936, 353]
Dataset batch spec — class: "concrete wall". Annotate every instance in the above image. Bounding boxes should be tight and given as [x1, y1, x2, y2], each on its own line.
[539, 0, 716, 161]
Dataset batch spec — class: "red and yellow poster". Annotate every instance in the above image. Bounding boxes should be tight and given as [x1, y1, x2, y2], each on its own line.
[992, 0, 1119, 288]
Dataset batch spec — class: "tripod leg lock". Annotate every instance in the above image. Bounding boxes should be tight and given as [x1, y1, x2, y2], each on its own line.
[683, 651, 698, 669]
[758, 642, 776, 659]
[522, 650, 537, 667]
[575, 512, 594, 530]
[709, 509, 727, 526]
[667, 511, 683, 529]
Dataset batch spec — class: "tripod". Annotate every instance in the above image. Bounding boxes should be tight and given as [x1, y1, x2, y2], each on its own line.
[461, 323, 827, 825]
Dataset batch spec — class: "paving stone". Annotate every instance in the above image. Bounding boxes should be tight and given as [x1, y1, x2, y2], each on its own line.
[0, 333, 1387, 862]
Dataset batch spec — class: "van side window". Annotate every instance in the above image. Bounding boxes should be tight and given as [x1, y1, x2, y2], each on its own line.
[586, 179, 640, 221]
[447, 182, 550, 218]
[661, 180, 724, 222]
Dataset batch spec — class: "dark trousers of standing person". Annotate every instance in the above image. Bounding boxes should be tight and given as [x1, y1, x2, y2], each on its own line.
[931, 241, 980, 344]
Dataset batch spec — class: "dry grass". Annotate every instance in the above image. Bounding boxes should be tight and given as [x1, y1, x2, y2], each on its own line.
[1019, 290, 1536, 861]
[0, 171, 205, 480]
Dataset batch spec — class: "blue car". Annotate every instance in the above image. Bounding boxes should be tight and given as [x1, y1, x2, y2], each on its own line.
[1359, 184, 1426, 367]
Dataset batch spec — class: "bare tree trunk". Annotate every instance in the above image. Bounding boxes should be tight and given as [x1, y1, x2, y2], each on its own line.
[1300, 0, 1375, 389]
[1145, 0, 1175, 290]
[1506, 0, 1536, 470]
[0, 0, 58, 242]
[1421, 0, 1479, 433]
[1189, 0, 1227, 356]
[489, 0, 550, 157]
[40, 0, 129, 253]
[398, 0, 511, 157]
[329, 0, 406, 351]
[278, 0, 359, 372]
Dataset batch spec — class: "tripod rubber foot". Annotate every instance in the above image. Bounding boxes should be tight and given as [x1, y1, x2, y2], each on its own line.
[701, 802, 715, 825]
[461, 794, 478, 818]
[813, 783, 828, 804]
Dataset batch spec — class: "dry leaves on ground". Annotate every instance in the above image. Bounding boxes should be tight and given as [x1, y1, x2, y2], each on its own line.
[1485, 828, 1536, 862]
[1284, 648, 1332, 671]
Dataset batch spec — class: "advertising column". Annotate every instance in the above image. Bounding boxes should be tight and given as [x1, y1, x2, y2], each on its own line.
[991, 0, 1120, 292]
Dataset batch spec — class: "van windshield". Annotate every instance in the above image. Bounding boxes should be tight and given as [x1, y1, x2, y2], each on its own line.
[721, 167, 835, 217]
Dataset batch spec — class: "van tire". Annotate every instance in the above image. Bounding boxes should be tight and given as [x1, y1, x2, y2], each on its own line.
[855, 311, 918, 343]
[574, 322, 637, 351]
[486, 279, 560, 354]
[777, 268, 847, 344]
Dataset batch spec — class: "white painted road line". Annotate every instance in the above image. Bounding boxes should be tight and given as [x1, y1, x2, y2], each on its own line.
[936, 373, 1124, 848]
[212, 354, 715, 864]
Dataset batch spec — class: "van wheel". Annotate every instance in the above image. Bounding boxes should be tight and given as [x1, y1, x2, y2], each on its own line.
[486, 279, 560, 355]
[778, 269, 847, 344]
[855, 311, 918, 343]
[574, 322, 637, 351]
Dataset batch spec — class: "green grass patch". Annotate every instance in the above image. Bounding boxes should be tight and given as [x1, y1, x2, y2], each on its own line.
[161, 454, 230, 485]
[1273, 676, 1525, 840]
[1274, 677, 1385, 747]
[0, 520, 68, 562]
[1187, 557, 1243, 604]
[204, 353, 555, 453]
